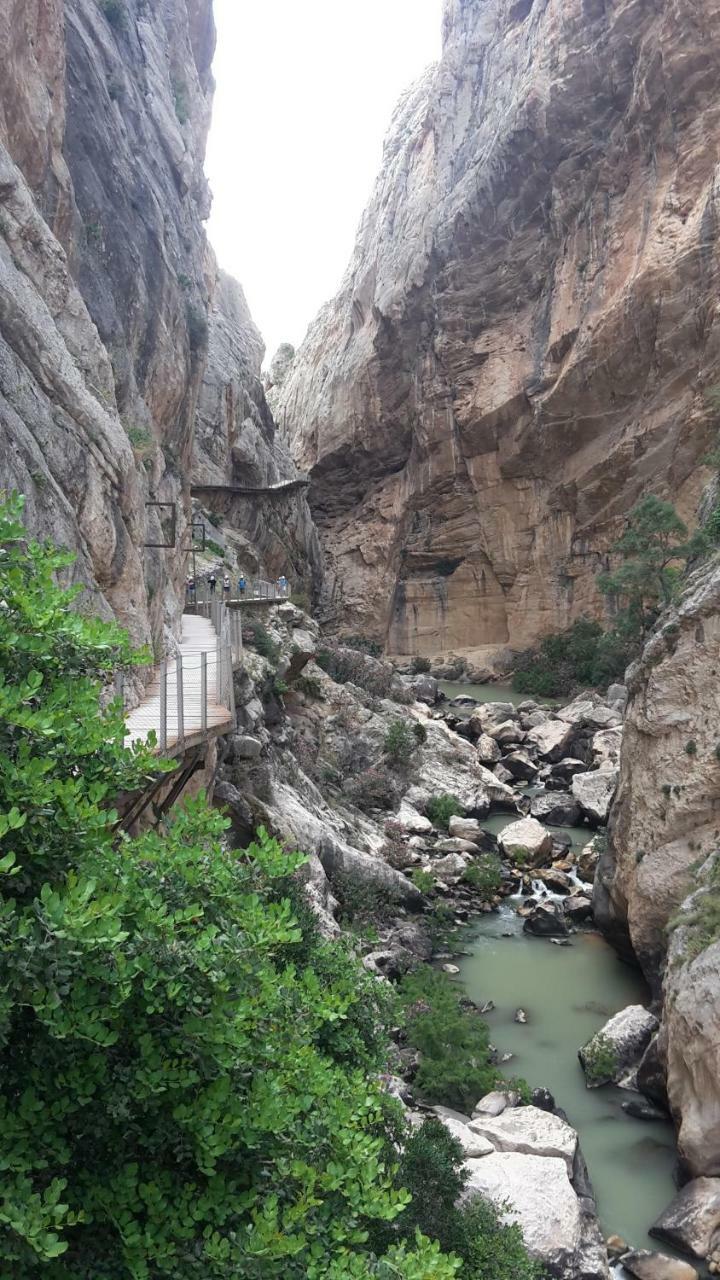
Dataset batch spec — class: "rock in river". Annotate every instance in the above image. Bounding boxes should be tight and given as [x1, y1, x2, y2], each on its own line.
[468, 1104, 578, 1174]
[571, 768, 618, 825]
[530, 790, 582, 826]
[523, 900, 570, 937]
[650, 1176, 720, 1259]
[499, 816, 553, 865]
[579, 1005, 658, 1088]
[619, 1248, 699, 1280]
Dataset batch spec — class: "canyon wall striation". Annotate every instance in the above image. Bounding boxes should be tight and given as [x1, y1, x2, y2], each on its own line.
[0, 0, 216, 650]
[277, 0, 720, 658]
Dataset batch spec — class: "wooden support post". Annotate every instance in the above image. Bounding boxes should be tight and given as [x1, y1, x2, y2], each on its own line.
[160, 661, 167, 753]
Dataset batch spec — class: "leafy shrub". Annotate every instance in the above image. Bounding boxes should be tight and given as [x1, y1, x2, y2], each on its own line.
[343, 767, 400, 813]
[371, 1118, 543, 1280]
[99, 0, 126, 29]
[582, 1032, 619, 1085]
[0, 495, 457, 1279]
[685, 739, 698, 755]
[244, 620, 279, 662]
[205, 538, 224, 558]
[293, 672, 324, 699]
[463, 854, 502, 898]
[399, 969, 501, 1113]
[411, 656, 432, 674]
[669, 856, 720, 961]
[513, 616, 633, 697]
[290, 589, 310, 610]
[384, 718, 417, 766]
[331, 868, 404, 926]
[426, 793, 463, 831]
[411, 869, 435, 894]
[413, 721, 428, 745]
[343, 633, 384, 657]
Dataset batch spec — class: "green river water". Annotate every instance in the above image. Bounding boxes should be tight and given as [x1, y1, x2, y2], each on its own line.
[456, 811, 679, 1255]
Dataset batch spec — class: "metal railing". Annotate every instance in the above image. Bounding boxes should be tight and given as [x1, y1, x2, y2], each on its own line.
[117, 602, 244, 756]
[187, 577, 291, 610]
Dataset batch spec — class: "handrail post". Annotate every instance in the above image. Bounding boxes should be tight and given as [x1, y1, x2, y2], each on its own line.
[176, 655, 184, 748]
[160, 661, 167, 753]
[114, 671, 124, 708]
[228, 646, 236, 720]
[201, 651, 207, 732]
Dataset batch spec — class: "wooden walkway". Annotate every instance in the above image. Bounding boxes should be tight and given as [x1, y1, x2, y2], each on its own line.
[124, 614, 234, 756]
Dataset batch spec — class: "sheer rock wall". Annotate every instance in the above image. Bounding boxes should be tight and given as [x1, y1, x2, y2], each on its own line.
[277, 0, 720, 657]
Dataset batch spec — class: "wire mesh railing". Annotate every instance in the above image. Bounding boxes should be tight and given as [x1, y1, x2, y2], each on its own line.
[186, 577, 291, 610]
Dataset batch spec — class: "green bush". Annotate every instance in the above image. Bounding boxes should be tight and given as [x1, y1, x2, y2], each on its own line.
[245, 620, 279, 663]
[413, 721, 428, 745]
[399, 969, 500, 1113]
[371, 1118, 542, 1279]
[669, 856, 720, 961]
[426, 794, 463, 831]
[410, 869, 435, 894]
[411, 656, 432, 674]
[685, 739, 698, 755]
[343, 633, 383, 657]
[582, 1032, 619, 1085]
[512, 617, 632, 698]
[0, 495, 459, 1279]
[384, 719, 417, 766]
[463, 854, 502, 898]
[293, 672, 324, 699]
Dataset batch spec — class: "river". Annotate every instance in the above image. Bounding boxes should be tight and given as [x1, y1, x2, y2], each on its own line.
[456, 812, 679, 1257]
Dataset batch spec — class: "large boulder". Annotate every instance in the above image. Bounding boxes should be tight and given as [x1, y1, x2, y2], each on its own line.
[557, 696, 622, 730]
[523, 900, 570, 937]
[488, 718, 524, 746]
[579, 1005, 658, 1088]
[396, 802, 433, 835]
[526, 718, 576, 762]
[650, 1177, 720, 1260]
[468, 1104, 577, 1173]
[408, 674, 439, 704]
[591, 727, 623, 768]
[476, 732, 502, 764]
[448, 815, 483, 841]
[499, 817, 553, 865]
[437, 1114, 495, 1157]
[502, 749, 539, 782]
[531, 791, 582, 826]
[463, 1151, 584, 1278]
[571, 769, 618, 825]
[433, 852, 471, 881]
[619, 1249, 698, 1280]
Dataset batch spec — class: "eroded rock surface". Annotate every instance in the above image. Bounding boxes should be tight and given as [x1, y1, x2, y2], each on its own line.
[277, 0, 720, 658]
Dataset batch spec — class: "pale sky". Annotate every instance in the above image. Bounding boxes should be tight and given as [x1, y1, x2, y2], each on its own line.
[206, 0, 443, 363]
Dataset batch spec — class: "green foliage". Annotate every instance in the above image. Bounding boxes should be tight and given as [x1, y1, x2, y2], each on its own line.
[205, 538, 224, 558]
[582, 1032, 619, 1085]
[273, 676, 289, 696]
[99, 0, 126, 30]
[685, 739, 698, 756]
[669, 857, 720, 961]
[126, 424, 153, 456]
[371, 1118, 542, 1280]
[399, 969, 501, 1113]
[206, 510, 223, 528]
[411, 656, 432, 674]
[343, 633, 384, 657]
[413, 721, 428, 746]
[512, 617, 631, 698]
[463, 854, 502, 898]
[331, 868, 405, 927]
[290, 589, 310, 610]
[598, 495, 707, 641]
[245, 620, 279, 663]
[293, 672, 324, 699]
[384, 719, 417, 767]
[426, 794, 463, 831]
[0, 495, 460, 1279]
[410, 869, 435, 894]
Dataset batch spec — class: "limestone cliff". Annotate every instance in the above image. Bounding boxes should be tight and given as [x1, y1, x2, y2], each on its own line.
[595, 552, 720, 1177]
[0, 0, 216, 650]
[192, 273, 322, 595]
[277, 0, 720, 658]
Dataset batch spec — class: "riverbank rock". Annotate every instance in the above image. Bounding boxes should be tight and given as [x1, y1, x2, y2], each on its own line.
[531, 791, 582, 826]
[463, 1152, 585, 1278]
[448, 815, 483, 841]
[572, 769, 618, 825]
[523, 900, 570, 937]
[620, 1249, 699, 1280]
[592, 728, 623, 768]
[436, 1114, 495, 1157]
[502, 749, 539, 782]
[527, 719, 576, 762]
[472, 1090, 514, 1118]
[579, 1006, 658, 1088]
[499, 817, 553, 865]
[565, 894, 594, 923]
[476, 733, 502, 764]
[650, 1177, 720, 1259]
[468, 1105, 577, 1174]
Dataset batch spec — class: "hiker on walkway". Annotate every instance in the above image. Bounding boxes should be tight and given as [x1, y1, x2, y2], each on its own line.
[208, 572, 217, 595]
[238, 572, 246, 597]
[223, 573, 231, 598]
[186, 575, 195, 601]
[277, 573, 289, 596]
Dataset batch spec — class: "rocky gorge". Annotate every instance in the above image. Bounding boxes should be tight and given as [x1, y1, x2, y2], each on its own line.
[3, 0, 720, 1277]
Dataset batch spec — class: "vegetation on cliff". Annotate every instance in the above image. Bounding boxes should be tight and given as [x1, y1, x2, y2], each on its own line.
[0, 496, 535, 1279]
